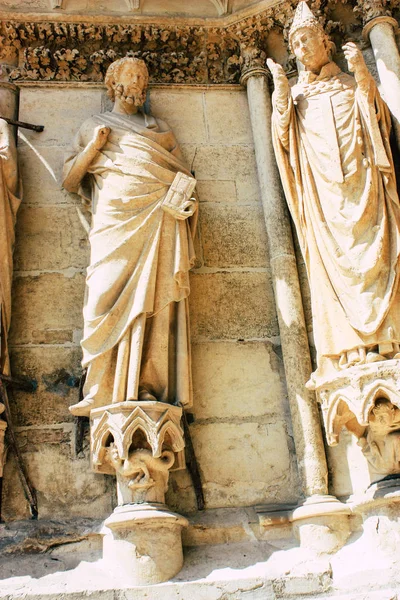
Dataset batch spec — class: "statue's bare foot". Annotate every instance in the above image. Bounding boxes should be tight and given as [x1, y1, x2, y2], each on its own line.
[366, 351, 385, 363]
[69, 398, 94, 417]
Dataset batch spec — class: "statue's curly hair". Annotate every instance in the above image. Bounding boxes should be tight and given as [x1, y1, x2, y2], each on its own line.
[104, 57, 149, 102]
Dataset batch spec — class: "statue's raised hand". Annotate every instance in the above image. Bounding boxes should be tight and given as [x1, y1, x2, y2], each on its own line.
[92, 125, 111, 151]
[267, 59, 289, 97]
[343, 42, 368, 79]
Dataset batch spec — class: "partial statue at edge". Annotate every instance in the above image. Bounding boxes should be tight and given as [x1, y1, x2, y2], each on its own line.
[63, 57, 197, 417]
[268, 2, 400, 389]
[0, 112, 21, 478]
[0, 117, 20, 381]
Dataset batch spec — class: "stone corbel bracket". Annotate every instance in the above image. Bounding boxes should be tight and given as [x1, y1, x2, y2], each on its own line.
[91, 401, 185, 475]
[317, 360, 400, 445]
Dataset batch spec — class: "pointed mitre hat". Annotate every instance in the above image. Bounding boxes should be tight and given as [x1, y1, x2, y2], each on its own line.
[289, 2, 326, 50]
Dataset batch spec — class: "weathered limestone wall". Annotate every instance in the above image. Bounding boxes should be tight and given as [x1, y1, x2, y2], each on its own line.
[2, 85, 300, 520]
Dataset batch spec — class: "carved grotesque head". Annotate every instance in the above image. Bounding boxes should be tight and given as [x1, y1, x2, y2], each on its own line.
[105, 57, 149, 107]
[105, 443, 175, 505]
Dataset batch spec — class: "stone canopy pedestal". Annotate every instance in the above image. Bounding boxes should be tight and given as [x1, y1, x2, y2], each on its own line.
[317, 360, 400, 482]
[90, 401, 188, 585]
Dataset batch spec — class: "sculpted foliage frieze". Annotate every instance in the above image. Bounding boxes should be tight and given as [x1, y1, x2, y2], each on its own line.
[0, 0, 395, 84]
[0, 21, 237, 84]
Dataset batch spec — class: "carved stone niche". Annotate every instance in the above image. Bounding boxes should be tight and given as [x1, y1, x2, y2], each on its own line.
[318, 360, 400, 481]
[91, 401, 188, 586]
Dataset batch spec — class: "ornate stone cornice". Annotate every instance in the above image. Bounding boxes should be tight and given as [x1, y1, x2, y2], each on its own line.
[0, 0, 398, 84]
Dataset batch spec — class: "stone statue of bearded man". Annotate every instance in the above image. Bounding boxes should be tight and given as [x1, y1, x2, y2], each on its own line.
[268, 2, 400, 388]
[63, 57, 197, 416]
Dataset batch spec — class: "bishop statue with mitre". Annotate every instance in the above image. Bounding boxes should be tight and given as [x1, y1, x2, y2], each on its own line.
[268, 2, 400, 388]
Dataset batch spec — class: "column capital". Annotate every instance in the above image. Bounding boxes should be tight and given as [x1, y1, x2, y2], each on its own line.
[357, 0, 398, 38]
[363, 14, 399, 40]
[239, 44, 269, 86]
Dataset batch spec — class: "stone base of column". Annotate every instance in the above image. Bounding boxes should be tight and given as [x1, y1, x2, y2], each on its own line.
[292, 494, 352, 554]
[352, 478, 400, 560]
[102, 503, 188, 586]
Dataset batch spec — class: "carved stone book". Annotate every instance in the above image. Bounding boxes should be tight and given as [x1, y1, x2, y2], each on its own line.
[161, 171, 197, 219]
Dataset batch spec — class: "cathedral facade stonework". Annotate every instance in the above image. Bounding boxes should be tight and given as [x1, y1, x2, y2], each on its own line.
[1, 0, 400, 597]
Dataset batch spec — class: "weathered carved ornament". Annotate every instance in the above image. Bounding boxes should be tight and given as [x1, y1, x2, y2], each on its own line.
[91, 401, 185, 504]
[318, 361, 400, 477]
[1, 0, 393, 84]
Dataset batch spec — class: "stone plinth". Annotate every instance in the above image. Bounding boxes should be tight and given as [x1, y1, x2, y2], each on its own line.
[102, 503, 188, 586]
[292, 495, 352, 554]
[351, 478, 400, 566]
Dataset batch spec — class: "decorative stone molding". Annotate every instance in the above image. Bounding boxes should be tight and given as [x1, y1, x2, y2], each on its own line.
[50, 0, 66, 9]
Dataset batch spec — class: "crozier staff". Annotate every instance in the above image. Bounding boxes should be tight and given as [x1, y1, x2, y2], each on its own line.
[63, 57, 197, 416]
[268, 2, 400, 387]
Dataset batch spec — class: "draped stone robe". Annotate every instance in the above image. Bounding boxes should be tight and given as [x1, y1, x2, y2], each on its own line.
[0, 122, 20, 377]
[64, 112, 197, 408]
[271, 62, 400, 384]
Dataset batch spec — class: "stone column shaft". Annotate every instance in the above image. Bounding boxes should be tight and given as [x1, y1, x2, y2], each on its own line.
[364, 17, 400, 145]
[244, 72, 328, 498]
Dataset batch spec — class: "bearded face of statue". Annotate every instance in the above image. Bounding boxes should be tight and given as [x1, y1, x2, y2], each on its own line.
[291, 27, 330, 73]
[113, 62, 148, 110]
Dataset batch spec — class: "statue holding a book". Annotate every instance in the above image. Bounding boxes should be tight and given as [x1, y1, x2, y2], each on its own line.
[63, 56, 197, 417]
